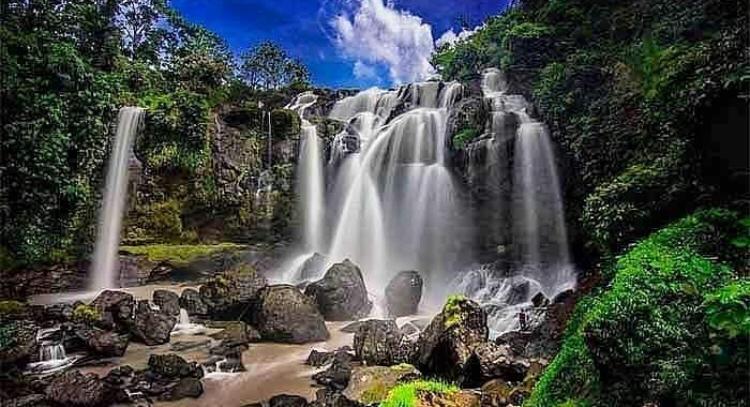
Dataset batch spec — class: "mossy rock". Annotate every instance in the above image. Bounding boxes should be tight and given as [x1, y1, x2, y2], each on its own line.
[0, 300, 27, 321]
[72, 304, 103, 325]
[380, 380, 461, 407]
[344, 364, 422, 404]
[119, 243, 246, 265]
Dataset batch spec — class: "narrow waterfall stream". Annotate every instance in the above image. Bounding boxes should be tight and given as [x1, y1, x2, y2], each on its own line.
[89, 107, 144, 291]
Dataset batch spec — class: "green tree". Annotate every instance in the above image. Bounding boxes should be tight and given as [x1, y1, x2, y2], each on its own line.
[240, 42, 310, 90]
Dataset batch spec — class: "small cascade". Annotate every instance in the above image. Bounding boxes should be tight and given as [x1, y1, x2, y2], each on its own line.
[90, 107, 145, 291]
[172, 308, 207, 336]
[27, 327, 75, 375]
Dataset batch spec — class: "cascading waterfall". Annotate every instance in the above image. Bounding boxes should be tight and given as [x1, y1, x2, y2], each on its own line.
[287, 82, 471, 303]
[90, 107, 144, 291]
[456, 68, 575, 335]
[27, 327, 75, 374]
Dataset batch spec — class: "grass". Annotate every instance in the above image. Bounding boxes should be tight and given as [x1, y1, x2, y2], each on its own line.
[381, 380, 459, 407]
[119, 243, 245, 264]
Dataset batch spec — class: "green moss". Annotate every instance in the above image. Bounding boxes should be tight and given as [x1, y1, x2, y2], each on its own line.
[72, 304, 102, 325]
[452, 128, 480, 150]
[0, 301, 26, 321]
[119, 243, 245, 264]
[381, 380, 458, 407]
[528, 209, 748, 406]
[443, 294, 468, 328]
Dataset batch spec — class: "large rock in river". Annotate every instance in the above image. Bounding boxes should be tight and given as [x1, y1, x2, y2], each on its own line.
[305, 259, 371, 321]
[200, 264, 267, 319]
[90, 290, 134, 331]
[132, 301, 176, 346]
[179, 288, 208, 317]
[415, 295, 489, 386]
[152, 289, 180, 317]
[353, 319, 414, 366]
[252, 285, 329, 343]
[45, 370, 111, 407]
[385, 271, 423, 317]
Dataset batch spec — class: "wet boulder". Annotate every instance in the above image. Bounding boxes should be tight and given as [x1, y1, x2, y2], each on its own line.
[148, 353, 203, 379]
[312, 351, 353, 390]
[165, 378, 203, 401]
[353, 319, 413, 366]
[200, 264, 267, 319]
[0, 320, 38, 366]
[343, 364, 421, 405]
[132, 301, 176, 346]
[45, 371, 110, 407]
[470, 342, 530, 383]
[208, 320, 261, 346]
[269, 394, 309, 407]
[90, 290, 134, 331]
[506, 279, 531, 306]
[305, 259, 371, 321]
[251, 285, 329, 343]
[153, 289, 180, 317]
[385, 271, 423, 317]
[179, 288, 208, 317]
[299, 252, 328, 281]
[415, 295, 489, 385]
[75, 327, 129, 357]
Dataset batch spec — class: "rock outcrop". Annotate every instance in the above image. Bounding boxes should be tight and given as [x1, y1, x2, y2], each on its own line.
[199, 264, 267, 319]
[252, 285, 329, 343]
[353, 319, 413, 366]
[45, 371, 111, 407]
[131, 301, 176, 346]
[385, 271, 423, 317]
[305, 260, 371, 321]
[152, 289, 180, 317]
[179, 288, 208, 317]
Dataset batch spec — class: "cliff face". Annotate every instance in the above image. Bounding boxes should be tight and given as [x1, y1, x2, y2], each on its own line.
[125, 104, 302, 246]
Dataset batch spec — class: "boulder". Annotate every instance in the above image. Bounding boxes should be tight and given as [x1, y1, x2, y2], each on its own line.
[132, 301, 176, 346]
[252, 285, 329, 343]
[342, 364, 421, 405]
[415, 296, 488, 386]
[44, 371, 110, 407]
[75, 327, 129, 357]
[200, 265, 267, 318]
[0, 320, 38, 366]
[305, 260, 372, 321]
[269, 394, 308, 407]
[312, 389, 362, 407]
[312, 352, 352, 390]
[208, 321, 261, 346]
[299, 252, 328, 281]
[506, 280, 531, 306]
[179, 288, 208, 317]
[470, 342, 529, 383]
[353, 319, 413, 366]
[306, 348, 352, 368]
[148, 353, 203, 379]
[385, 271, 423, 317]
[165, 378, 203, 400]
[152, 290, 180, 317]
[480, 379, 514, 407]
[90, 290, 134, 331]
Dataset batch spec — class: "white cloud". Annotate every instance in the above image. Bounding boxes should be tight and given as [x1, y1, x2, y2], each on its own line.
[330, 0, 436, 84]
[435, 27, 480, 48]
[353, 60, 379, 81]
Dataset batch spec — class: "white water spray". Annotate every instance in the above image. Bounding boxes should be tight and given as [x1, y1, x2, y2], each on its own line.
[90, 107, 144, 291]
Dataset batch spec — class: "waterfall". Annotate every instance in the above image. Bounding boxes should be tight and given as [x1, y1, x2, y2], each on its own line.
[287, 82, 471, 301]
[287, 92, 326, 253]
[27, 327, 75, 374]
[89, 107, 144, 291]
[172, 308, 206, 336]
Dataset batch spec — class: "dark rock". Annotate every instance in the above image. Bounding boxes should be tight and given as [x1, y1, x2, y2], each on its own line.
[312, 354, 352, 390]
[0, 320, 38, 366]
[90, 290, 134, 331]
[147, 353, 203, 379]
[165, 378, 203, 400]
[179, 288, 208, 317]
[307, 349, 335, 367]
[44, 371, 110, 407]
[132, 301, 176, 346]
[208, 321, 261, 346]
[340, 321, 363, 334]
[480, 378, 513, 407]
[385, 271, 423, 317]
[531, 292, 549, 308]
[506, 280, 531, 306]
[494, 331, 534, 356]
[415, 296, 488, 386]
[3, 393, 50, 407]
[312, 389, 363, 407]
[470, 342, 529, 383]
[551, 289, 575, 305]
[299, 253, 328, 281]
[269, 394, 309, 407]
[75, 327, 129, 357]
[152, 290, 180, 317]
[252, 285, 329, 344]
[305, 259, 372, 321]
[353, 319, 412, 366]
[200, 264, 267, 319]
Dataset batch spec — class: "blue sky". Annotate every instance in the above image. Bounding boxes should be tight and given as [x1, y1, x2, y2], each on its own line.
[171, 0, 510, 89]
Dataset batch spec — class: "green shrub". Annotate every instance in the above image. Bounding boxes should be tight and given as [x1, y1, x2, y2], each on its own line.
[452, 128, 480, 150]
[528, 209, 748, 406]
[72, 304, 102, 325]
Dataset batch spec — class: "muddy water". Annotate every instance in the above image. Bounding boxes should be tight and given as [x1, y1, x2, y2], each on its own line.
[157, 322, 353, 407]
[30, 284, 199, 305]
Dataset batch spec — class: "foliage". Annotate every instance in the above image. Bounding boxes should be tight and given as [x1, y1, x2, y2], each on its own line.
[240, 42, 311, 90]
[528, 209, 749, 406]
[452, 128, 481, 150]
[0, 301, 26, 321]
[72, 304, 102, 325]
[704, 280, 750, 338]
[443, 294, 468, 328]
[381, 380, 458, 407]
[119, 243, 244, 264]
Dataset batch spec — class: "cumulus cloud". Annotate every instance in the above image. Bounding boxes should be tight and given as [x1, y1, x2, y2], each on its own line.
[353, 60, 379, 81]
[435, 27, 480, 48]
[329, 0, 436, 84]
